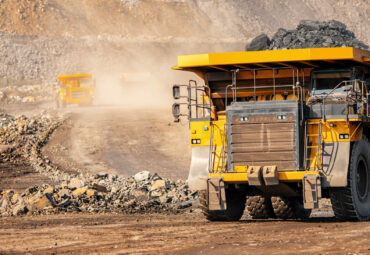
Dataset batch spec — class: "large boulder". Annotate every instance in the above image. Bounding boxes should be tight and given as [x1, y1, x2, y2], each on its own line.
[134, 171, 151, 182]
[68, 178, 85, 189]
[245, 34, 271, 51]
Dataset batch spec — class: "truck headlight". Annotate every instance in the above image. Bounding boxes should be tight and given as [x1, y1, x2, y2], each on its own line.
[191, 139, 201, 144]
[339, 134, 349, 139]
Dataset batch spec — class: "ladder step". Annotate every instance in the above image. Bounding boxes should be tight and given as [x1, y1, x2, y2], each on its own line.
[307, 134, 319, 137]
[306, 146, 318, 148]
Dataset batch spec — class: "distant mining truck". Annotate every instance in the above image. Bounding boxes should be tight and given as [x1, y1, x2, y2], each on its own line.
[172, 47, 370, 221]
[57, 73, 95, 108]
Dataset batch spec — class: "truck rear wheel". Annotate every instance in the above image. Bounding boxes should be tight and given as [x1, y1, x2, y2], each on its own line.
[199, 189, 246, 221]
[330, 136, 370, 221]
[246, 195, 275, 219]
[271, 196, 311, 219]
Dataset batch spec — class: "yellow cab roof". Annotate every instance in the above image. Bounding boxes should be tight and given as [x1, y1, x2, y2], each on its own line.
[173, 47, 370, 72]
[58, 73, 92, 82]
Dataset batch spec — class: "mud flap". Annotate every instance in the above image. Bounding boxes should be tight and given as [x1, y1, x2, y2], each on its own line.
[303, 174, 322, 209]
[187, 146, 210, 190]
[207, 177, 227, 211]
[322, 141, 350, 187]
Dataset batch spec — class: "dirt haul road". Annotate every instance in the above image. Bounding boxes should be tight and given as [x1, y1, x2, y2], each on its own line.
[43, 105, 191, 179]
[1, 213, 370, 254]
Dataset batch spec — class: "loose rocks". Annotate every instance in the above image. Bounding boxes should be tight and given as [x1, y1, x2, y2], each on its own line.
[0, 84, 55, 104]
[245, 34, 270, 51]
[0, 171, 198, 216]
[134, 171, 151, 182]
[245, 20, 368, 51]
[0, 113, 198, 217]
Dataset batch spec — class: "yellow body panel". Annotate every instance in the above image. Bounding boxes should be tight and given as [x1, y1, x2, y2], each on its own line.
[307, 119, 362, 169]
[190, 119, 226, 171]
[58, 73, 92, 81]
[174, 47, 370, 69]
[234, 165, 248, 173]
[209, 171, 320, 182]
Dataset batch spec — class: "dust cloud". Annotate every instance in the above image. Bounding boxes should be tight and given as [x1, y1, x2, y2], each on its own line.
[41, 1, 243, 112]
[92, 65, 176, 110]
[81, 45, 210, 111]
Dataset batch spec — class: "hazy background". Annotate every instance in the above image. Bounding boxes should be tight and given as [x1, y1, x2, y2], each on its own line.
[0, 0, 368, 108]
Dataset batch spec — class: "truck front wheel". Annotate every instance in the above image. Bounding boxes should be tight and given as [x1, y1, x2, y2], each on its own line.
[199, 188, 246, 221]
[330, 136, 370, 221]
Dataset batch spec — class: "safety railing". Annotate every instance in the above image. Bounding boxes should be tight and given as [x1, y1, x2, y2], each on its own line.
[208, 123, 228, 173]
[315, 79, 369, 121]
[224, 67, 306, 107]
[172, 80, 212, 122]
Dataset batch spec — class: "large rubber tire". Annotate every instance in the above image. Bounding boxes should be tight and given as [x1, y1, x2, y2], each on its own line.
[246, 195, 275, 219]
[271, 196, 311, 219]
[330, 136, 370, 221]
[199, 189, 246, 221]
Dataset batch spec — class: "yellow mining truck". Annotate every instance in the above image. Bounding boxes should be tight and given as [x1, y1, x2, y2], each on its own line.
[172, 47, 370, 221]
[57, 73, 95, 107]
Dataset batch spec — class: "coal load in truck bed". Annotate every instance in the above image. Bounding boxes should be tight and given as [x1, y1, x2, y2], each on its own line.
[245, 20, 368, 51]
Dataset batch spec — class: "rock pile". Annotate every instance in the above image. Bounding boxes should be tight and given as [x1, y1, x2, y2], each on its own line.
[0, 113, 60, 164]
[0, 84, 55, 104]
[246, 20, 369, 51]
[0, 171, 198, 216]
[0, 113, 198, 216]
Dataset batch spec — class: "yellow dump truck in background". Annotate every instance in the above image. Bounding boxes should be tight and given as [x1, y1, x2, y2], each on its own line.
[57, 73, 95, 108]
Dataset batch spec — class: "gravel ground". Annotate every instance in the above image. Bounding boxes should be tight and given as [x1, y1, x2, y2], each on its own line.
[0, 213, 369, 255]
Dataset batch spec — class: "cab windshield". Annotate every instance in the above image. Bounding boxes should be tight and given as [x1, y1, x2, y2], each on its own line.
[311, 70, 351, 96]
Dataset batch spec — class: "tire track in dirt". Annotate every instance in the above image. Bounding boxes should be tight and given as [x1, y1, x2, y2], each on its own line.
[43, 106, 191, 179]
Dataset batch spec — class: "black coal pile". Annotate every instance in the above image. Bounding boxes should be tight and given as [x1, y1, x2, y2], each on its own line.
[246, 20, 368, 51]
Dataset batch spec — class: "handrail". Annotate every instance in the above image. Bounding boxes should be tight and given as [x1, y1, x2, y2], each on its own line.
[224, 67, 304, 106]
[318, 79, 369, 121]
[208, 122, 215, 173]
[220, 124, 228, 172]
[231, 84, 302, 101]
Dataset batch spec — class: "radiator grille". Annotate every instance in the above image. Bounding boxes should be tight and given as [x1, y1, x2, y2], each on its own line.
[70, 90, 88, 99]
[230, 114, 296, 171]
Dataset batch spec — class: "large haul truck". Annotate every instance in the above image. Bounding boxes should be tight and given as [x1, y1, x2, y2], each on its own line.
[57, 73, 95, 107]
[172, 47, 370, 221]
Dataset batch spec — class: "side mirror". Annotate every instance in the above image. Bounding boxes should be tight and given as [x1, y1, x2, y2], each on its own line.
[172, 85, 180, 99]
[172, 103, 180, 122]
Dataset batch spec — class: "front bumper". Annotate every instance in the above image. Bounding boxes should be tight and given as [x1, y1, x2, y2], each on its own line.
[209, 170, 320, 183]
